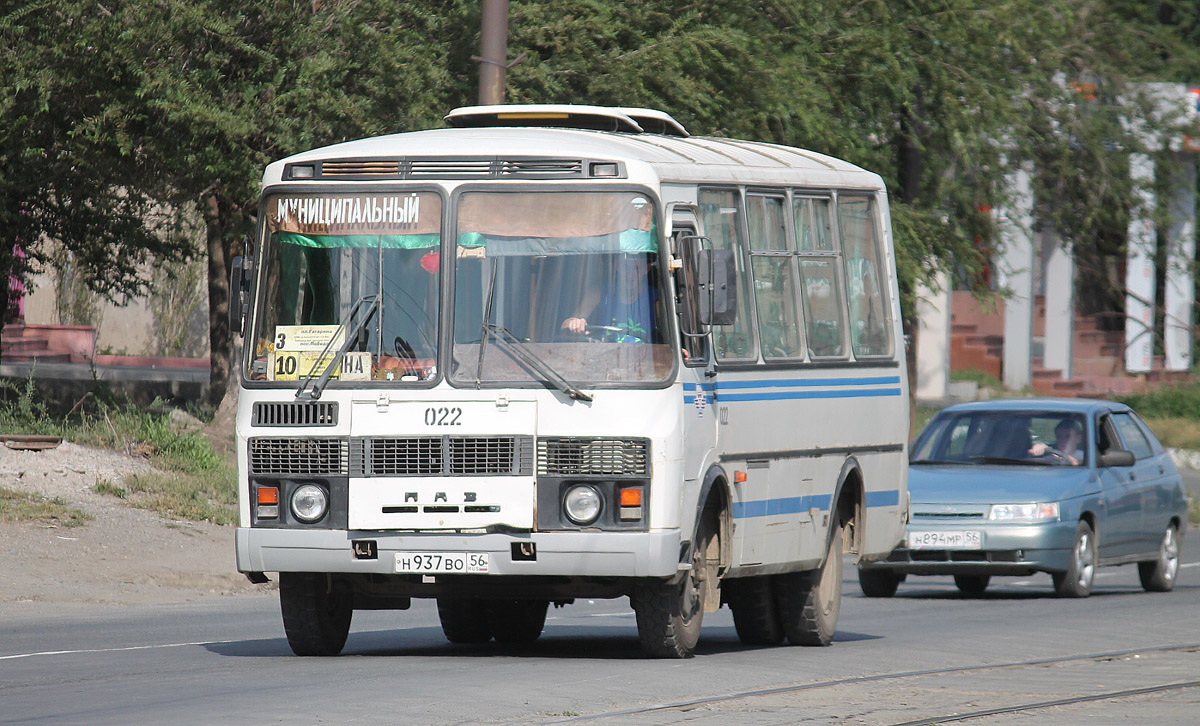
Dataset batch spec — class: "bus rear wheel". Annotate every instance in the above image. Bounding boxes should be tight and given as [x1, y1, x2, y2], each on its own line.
[487, 600, 549, 643]
[279, 572, 353, 656]
[437, 597, 493, 643]
[773, 520, 843, 646]
[632, 514, 716, 658]
[726, 576, 784, 645]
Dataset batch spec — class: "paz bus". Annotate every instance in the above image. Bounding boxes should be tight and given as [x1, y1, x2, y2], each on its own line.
[232, 105, 909, 658]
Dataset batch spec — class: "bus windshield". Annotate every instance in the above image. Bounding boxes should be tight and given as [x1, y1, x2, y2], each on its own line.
[449, 191, 674, 387]
[249, 192, 442, 384]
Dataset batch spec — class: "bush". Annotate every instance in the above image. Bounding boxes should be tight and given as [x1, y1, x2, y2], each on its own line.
[1115, 382, 1200, 421]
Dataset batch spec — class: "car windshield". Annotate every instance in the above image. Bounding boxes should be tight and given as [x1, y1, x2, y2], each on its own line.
[912, 410, 1088, 467]
[248, 192, 442, 384]
[449, 190, 674, 387]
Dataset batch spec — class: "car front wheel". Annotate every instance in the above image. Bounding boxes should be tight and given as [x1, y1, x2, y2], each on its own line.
[1138, 523, 1180, 593]
[1053, 520, 1096, 598]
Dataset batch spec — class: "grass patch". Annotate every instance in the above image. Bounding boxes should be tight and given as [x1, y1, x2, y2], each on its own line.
[1190, 496, 1200, 525]
[949, 368, 1004, 389]
[120, 466, 237, 526]
[1139, 416, 1200, 451]
[1115, 382, 1200, 421]
[0, 487, 91, 528]
[93, 479, 128, 499]
[1, 377, 234, 525]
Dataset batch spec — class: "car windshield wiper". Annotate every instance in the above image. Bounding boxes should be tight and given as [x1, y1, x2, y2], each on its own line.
[909, 458, 962, 465]
[482, 323, 593, 402]
[295, 294, 379, 401]
[968, 455, 1055, 466]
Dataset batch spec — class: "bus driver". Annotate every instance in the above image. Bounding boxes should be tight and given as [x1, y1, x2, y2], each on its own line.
[561, 255, 656, 343]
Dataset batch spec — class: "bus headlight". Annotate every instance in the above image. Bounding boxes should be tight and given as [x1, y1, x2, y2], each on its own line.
[563, 485, 602, 525]
[291, 484, 329, 523]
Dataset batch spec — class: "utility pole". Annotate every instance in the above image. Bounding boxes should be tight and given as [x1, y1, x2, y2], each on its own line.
[477, 0, 509, 106]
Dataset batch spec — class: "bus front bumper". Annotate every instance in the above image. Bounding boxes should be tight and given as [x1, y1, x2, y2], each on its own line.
[236, 527, 682, 579]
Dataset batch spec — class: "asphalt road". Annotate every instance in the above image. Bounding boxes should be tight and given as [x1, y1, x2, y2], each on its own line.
[4, 538, 1200, 725]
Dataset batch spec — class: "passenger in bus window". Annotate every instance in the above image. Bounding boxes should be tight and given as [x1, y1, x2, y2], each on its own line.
[561, 254, 656, 343]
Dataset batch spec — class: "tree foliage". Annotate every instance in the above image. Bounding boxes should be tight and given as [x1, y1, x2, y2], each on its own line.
[5, 0, 1200, 401]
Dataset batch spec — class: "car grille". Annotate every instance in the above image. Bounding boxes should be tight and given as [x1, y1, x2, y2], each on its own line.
[537, 437, 650, 476]
[248, 437, 348, 475]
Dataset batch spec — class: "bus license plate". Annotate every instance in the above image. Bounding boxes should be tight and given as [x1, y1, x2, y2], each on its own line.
[394, 552, 490, 574]
[907, 531, 981, 549]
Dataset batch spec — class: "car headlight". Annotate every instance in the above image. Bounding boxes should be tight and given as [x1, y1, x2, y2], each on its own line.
[563, 485, 602, 525]
[988, 502, 1059, 522]
[291, 483, 329, 523]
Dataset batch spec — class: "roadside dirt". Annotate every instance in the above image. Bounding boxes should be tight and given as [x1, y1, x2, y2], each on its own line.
[0, 441, 266, 618]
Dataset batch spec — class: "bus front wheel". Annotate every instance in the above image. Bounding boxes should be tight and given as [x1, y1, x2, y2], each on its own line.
[279, 572, 353, 656]
[631, 514, 717, 658]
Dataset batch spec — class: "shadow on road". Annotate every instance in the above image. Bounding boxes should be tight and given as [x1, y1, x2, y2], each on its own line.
[204, 624, 883, 659]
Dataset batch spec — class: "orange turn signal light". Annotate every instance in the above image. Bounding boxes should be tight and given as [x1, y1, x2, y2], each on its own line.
[257, 486, 279, 505]
[734, 471, 747, 483]
[619, 487, 643, 507]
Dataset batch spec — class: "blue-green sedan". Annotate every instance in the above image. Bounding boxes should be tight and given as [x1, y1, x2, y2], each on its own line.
[859, 398, 1187, 598]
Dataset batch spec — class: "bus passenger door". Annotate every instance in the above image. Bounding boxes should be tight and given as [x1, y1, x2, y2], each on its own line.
[672, 213, 718, 482]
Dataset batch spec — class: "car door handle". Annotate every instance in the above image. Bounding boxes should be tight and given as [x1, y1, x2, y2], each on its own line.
[1129, 472, 1137, 481]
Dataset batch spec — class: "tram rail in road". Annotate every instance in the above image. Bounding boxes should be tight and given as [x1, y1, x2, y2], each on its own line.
[540, 642, 1200, 724]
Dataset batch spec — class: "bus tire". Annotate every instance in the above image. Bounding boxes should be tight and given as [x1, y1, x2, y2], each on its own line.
[954, 575, 990, 596]
[726, 576, 784, 645]
[857, 568, 902, 598]
[774, 520, 843, 646]
[487, 600, 549, 643]
[437, 597, 493, 644]
[279, 572, 353, 657]
[631, 514, 716, 658]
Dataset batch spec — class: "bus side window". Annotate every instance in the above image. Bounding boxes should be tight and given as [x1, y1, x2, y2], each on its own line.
[698, 189, 756, 361]
[838, 195, 893, 358]
[795, 197, 845, 358]
[747, 193, 803, 360]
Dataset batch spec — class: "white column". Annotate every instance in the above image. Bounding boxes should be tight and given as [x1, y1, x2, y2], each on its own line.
[1164, 153, 1196, 371]
[1125, 153, 1157, 374]
[998, 165, 1035, 390]
[1042, 227, 1074, 379]
[915, 270, 950, 401]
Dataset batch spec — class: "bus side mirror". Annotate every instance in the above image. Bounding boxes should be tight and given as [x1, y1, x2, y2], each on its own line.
[1099, 449, 1135, 467]
[697, 248, 737, 326]
[230, 255, 252, 337]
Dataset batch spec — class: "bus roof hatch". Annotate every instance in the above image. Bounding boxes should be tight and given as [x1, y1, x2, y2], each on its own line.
[444, 104, 688, 137]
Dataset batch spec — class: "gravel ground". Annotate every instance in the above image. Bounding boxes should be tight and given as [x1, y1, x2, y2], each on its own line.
[0, 441, 264, 617]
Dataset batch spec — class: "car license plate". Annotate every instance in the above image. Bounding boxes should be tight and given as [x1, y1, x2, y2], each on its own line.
[394, 552, 490, 574]
[907, 531, 982, 549]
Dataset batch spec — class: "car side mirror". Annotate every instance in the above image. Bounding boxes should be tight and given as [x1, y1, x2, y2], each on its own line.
[1100, 449, 1135, 467]
[697, 248, 737, 326]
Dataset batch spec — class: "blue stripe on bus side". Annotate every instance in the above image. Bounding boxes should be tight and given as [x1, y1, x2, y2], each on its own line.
[732, 491, 899, 519]
[865, 489, 901, 507]
[719, 388, 901, 402]
[716, 376, 901, 390]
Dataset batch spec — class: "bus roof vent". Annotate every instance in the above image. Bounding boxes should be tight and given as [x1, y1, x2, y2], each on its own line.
[445, 104, 686, 136]
[284, 156, 604, 181]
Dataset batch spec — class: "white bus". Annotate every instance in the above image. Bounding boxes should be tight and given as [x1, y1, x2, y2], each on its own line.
[233, 105, 909, 658]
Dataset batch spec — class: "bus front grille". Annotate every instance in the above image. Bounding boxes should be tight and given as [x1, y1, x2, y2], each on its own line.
[248, 437, 348, 475]
[354, 436, 533, 477]
[537, 437, 650, 476]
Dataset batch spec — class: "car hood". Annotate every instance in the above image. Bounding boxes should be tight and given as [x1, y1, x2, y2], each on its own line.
[908, 465, 1098, 504]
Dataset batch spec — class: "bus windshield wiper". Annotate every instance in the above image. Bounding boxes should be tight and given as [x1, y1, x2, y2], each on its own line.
[482, 323, 593, 402]
[295, 294, 379, 401]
